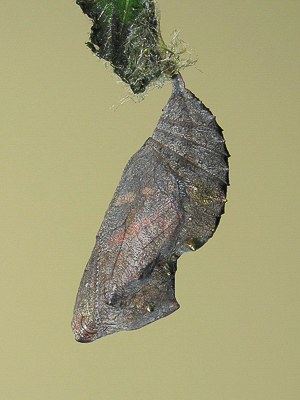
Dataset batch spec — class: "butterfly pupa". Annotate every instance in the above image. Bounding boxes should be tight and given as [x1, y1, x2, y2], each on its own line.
[72, 74, 229, 342]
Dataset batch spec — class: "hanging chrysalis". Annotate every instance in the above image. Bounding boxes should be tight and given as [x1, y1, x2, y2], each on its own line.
[72, 1, 229, 342]
[72, 74, 229, 342]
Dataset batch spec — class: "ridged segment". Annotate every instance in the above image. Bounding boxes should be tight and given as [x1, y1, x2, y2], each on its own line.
[149, 74, 229, 255]
[151, 74, 229, 186]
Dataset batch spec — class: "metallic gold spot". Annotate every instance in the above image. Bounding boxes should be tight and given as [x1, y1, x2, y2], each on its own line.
[146, 304, 154, 313]
[163, 264, 171, 276]
[187, 238, 203, 251]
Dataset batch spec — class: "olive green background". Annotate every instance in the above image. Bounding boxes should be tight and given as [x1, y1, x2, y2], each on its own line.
[1, 1, 299, 399]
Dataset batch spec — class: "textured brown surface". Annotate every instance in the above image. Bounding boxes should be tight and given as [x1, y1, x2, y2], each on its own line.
[3, 1, 299, 397]
[72, 74, 229, 342]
